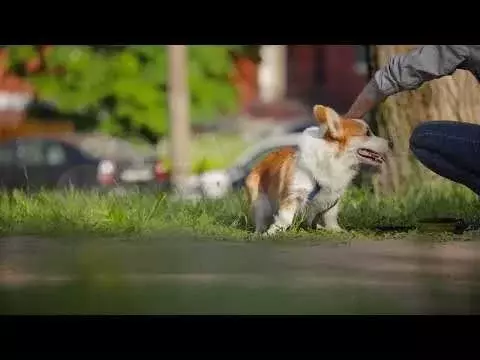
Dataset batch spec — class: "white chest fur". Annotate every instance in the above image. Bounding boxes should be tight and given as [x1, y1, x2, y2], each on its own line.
[295, 126, 359, 199]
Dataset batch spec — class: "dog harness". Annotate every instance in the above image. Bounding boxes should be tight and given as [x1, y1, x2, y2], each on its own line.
[307, 182, 322, 201]
[301, 161, 339, 211]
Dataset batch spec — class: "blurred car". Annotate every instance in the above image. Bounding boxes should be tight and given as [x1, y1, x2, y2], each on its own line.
[76, 133, 169, 192]
[182, 133, 304, 200]
[227, 133, 303, 189]
[0, 134, 169, 192]
[282, 121, 317, 135]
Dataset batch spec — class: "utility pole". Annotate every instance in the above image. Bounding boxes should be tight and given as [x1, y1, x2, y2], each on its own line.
[167, 45, 191, 193]
[258, 45, 287, 103]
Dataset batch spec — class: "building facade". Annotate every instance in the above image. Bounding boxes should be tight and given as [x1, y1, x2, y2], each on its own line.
[234, 45, 369, 115]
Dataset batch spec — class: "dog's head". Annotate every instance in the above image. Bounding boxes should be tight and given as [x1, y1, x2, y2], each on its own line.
[312, 105, 389, 168]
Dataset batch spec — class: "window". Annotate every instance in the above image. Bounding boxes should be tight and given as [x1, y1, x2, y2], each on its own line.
[45, 144, 67, 166]
[16, 140, 45, 166]
[0, 145, 15, 165]
[354, 45, 369, 76]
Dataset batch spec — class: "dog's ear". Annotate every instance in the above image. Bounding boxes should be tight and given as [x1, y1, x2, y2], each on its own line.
[313, 105, 343, 140]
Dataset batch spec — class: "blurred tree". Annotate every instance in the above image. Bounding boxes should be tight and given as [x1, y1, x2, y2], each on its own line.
[371, 45, 480, 194]
[6, 45, 255, 142]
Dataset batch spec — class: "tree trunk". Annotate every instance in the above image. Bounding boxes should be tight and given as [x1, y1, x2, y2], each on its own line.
[371, 45, 480, 194]
[168, 45, 191, 193]
[258, 45, 287, 103]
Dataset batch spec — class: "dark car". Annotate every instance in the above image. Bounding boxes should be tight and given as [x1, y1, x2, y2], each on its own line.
[0, 134, 169, 192]
[75, 133, 169, 192]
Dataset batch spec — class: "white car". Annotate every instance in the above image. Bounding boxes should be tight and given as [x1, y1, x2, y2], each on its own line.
[192, 133, 304, 200]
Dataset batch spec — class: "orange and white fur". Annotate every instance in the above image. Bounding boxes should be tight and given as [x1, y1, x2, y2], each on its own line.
[245, 105, 389, 235]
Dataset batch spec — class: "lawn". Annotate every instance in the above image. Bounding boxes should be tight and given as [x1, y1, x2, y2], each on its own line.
[1, 180, 479, 241]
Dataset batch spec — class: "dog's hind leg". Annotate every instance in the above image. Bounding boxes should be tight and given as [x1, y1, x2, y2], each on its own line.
[245, 172, 272, 233]
[253, 192, 274, 233]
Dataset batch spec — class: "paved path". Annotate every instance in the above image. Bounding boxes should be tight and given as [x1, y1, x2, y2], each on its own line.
[1, 236, 480, 314]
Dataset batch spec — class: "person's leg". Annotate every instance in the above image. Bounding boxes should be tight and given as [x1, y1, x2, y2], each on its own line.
[410, 121, 480, 196]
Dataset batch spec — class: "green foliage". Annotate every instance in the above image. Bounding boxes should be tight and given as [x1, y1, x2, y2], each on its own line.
[162, 156, 229, 175]
[158, 133, 249, 173]
[193, 158, 211, 174]
[7, 45, 246, 140]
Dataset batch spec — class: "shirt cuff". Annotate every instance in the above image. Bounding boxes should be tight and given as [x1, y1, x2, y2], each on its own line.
[364, 76, 388, 103]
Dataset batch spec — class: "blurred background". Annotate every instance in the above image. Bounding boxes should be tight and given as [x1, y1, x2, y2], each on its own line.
[2, 45, 478, 198]
[0, 45, 373, 197]
[2, 45, 480, 315]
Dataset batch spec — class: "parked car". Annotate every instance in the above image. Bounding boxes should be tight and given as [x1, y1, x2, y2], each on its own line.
[227, 133, 303, 190]
[180, 133, 304, 200]
[76, 133, 169, 192]
[0, 134, 169, 192]
[282, 121, 317, 135]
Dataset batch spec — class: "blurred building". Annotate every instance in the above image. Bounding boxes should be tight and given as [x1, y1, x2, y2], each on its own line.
[0, 46, 74, 140]
[232, 45, 370, 140]
[0, 45, 369, 139]
[0, 48, 35, 128]
[288, 45, 369, 112]
[233, 45, 369, 115]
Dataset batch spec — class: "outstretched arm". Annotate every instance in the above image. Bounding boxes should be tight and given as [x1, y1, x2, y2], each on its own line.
[345, 45, 471, 119]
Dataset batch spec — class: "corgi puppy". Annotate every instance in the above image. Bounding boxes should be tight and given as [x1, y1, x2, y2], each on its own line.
[245, 105, 389, 235]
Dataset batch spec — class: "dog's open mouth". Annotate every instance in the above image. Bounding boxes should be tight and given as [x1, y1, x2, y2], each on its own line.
[357, 148, 385, 165]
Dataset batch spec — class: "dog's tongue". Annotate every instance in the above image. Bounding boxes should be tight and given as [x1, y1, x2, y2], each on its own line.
[357, 148, 384, 163]
[359, 148, 374, 155]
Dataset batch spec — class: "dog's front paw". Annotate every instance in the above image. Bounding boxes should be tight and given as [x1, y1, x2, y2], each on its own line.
[329, 226, 346, 233]
[265, 228, 277, 236]
[322, 224, 346, 233]
[264, 224, 283, 236]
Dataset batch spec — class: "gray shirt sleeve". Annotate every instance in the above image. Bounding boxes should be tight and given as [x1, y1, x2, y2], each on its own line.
[365, 45, 471, 102]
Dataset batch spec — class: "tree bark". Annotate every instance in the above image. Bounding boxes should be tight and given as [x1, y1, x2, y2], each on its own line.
[371, 45, 480, 194]
[168, 45, 191, 193]
[258, 45, 287, 103]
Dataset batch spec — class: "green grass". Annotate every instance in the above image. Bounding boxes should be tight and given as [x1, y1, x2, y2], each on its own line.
[1, 180, 479, 241]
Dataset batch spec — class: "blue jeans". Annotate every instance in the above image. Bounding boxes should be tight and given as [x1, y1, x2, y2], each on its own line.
[410, 121, 480, 195]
